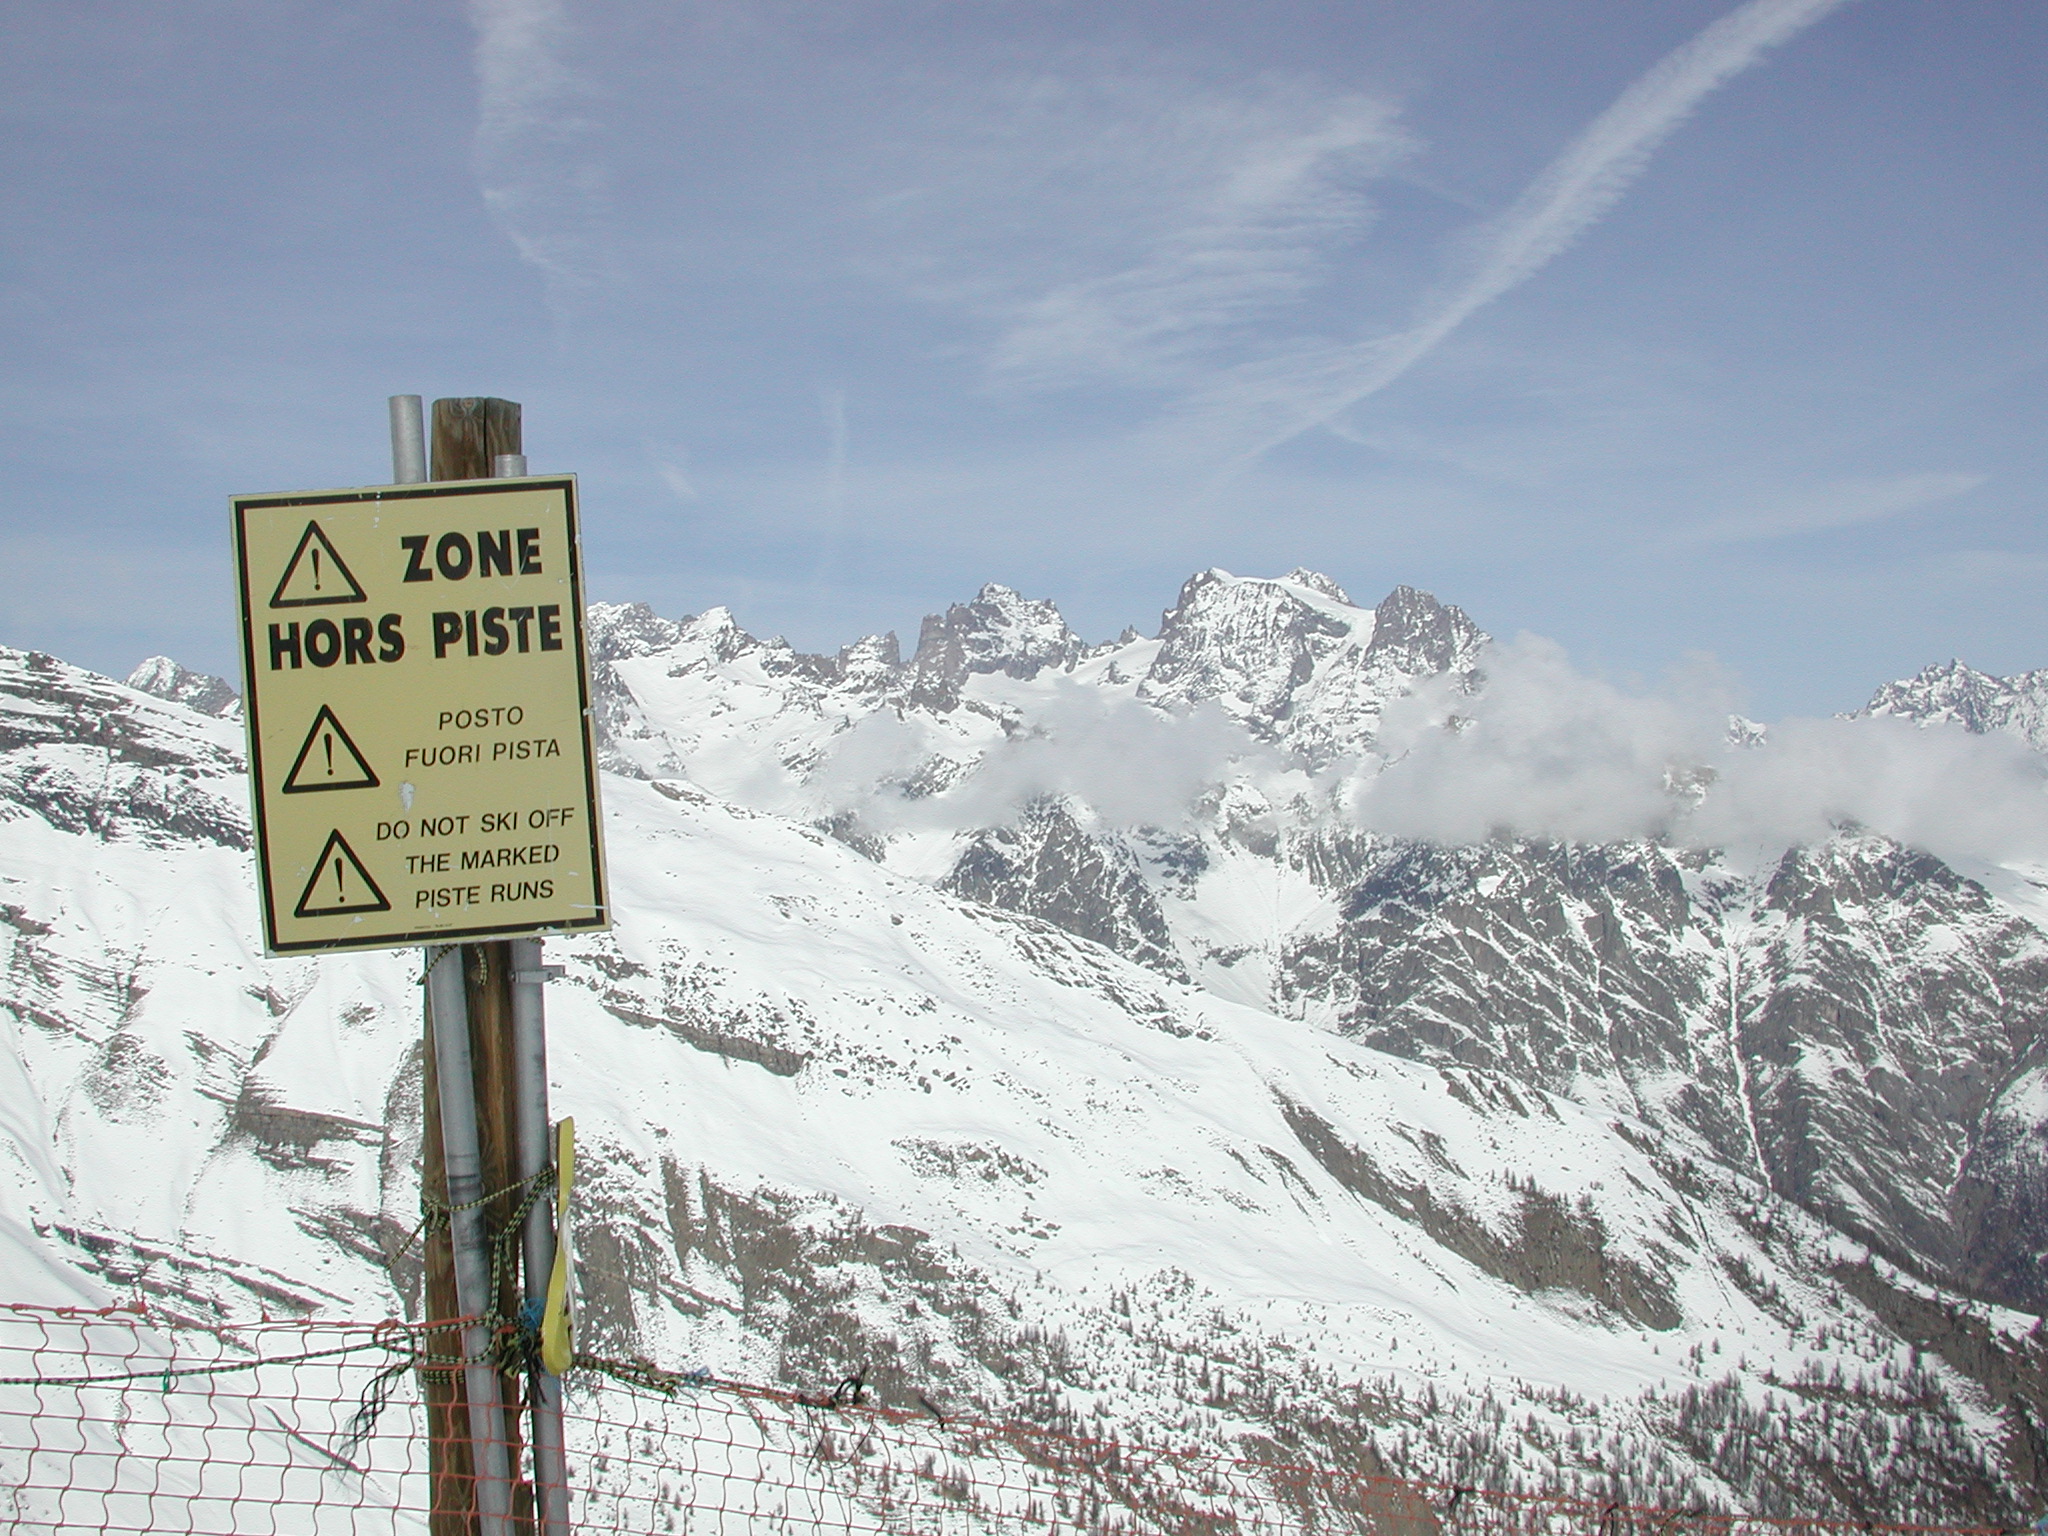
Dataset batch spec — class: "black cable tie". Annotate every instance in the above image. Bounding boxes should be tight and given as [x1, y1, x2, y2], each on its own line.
[829, 1368, 868, 1408]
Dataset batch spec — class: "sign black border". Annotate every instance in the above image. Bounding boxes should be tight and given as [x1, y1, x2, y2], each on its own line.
[233, 477, 610, 955]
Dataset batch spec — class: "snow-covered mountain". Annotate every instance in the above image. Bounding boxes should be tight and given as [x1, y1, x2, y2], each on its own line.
[125, 654, 241, 719]
[1857, 658, 2048, 754]
[10, 571, 2048, 1522]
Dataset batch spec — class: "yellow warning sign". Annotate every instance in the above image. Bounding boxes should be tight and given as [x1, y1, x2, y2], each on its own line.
[232, 478, 609, 955]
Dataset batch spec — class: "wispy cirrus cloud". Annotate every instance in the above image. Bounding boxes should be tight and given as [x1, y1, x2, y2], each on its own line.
[982, 83, 1410, 392]
[1682, 471, 1985, 545]
[1165, 0, 1858, 469]
[458, 1, 1856, 510]
[847, 65, 1410, 394]
[467, 0, 613, 299]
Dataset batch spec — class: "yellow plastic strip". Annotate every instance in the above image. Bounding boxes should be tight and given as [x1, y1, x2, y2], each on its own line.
[539, 1117, 575, 1376]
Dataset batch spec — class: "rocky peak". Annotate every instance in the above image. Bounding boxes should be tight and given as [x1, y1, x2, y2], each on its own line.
[910, 584, 1087, 686]
[585, 602, 689, 664]
[1138, 569, 1356, 728]
[1857, 659, 2048, 753]
[125, 656, 240, 719]
[1363, 586, 1486, 677]
[836, 633, 903, 693]
[1136, 572, 1487, 762]
[677, 606, 759, 666]
[1282, 568, 1353, 604]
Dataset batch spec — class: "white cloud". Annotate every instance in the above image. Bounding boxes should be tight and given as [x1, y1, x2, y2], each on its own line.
[1343, 635, 2048, 867]
[1343, 637, 1733, 847]
[1690, 711, 2048, 863]
[812, 683, 1283, 836]
[822, 387, 849, 517]
[795, 623, 2048, 873]
[470, 0, 576, 145]
[653, 457, 697, 501]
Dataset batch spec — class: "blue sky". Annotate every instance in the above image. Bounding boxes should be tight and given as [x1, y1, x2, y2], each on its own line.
[3, 0, 2043, 717]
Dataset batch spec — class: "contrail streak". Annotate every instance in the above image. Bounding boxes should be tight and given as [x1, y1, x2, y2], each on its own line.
[1184, 0, 1857, 469]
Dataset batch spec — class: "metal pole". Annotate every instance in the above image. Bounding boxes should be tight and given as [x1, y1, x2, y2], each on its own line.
[483, 436, 570, 1534]
[389, 396, 427, 484]
[513, 937, 570, 1536]
[427, 948, 516, 1536]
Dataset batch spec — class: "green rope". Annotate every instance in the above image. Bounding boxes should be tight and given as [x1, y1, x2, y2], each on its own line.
[345, 1161, 560, 1449]
[0, 1337, 396, 1391]
[2, 1162, 573, 1453]
[387, 1162, 556, 1270]
[570, 1353, 705, 1398]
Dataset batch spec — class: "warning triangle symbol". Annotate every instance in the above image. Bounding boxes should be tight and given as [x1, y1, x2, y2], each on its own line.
[282, 705, 379, 793]
[270, 521, 367, 608]
[293, 830, 391, 918]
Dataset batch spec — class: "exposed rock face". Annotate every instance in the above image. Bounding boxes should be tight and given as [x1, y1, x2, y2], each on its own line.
[1857, 658, 2048, 752]
[1279, 839, 1743, 1152]
[1277, 831, 2048, 1317]
[1141, 569, 1356, 728]
[584, 602, 692, 778]
[1739, 836, 2048, 1309]
[911, 583, 1089, 687]
[835, 631, 903, 693]
[1962, 1056, 2048, 1307]
[1279, 1096, 1681, 1331]
[944, 799, 1186, 981]
[587, 600, 688, 665]
[1365, 584, 1487, 679]
[2, 649, 249, 850]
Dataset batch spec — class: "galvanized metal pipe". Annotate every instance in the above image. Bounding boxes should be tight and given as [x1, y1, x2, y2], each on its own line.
[426, 947, 515, 1536]
[512, 936, 571, 1536]
[389, 395, 428, 484]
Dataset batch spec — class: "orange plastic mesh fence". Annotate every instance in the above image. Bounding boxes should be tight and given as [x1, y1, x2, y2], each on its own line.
[0, 1303, 2007, 1536]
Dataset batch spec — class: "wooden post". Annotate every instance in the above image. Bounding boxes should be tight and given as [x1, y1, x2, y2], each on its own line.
[423, 397, 532, 1533]
[431, 397, 522, 483]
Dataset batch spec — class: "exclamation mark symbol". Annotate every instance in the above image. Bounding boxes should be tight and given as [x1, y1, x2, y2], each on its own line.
[312, 548, 323, 592]
[335, 855, 346, 902]
[323, 732, 334, 777]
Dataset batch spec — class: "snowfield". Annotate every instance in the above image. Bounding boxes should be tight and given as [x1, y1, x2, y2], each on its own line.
[2, 569, 2045, 1521]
